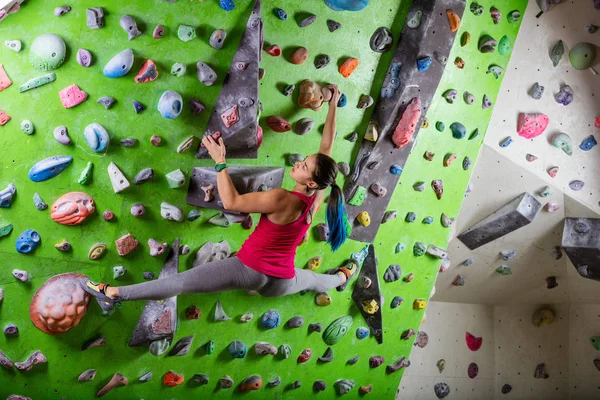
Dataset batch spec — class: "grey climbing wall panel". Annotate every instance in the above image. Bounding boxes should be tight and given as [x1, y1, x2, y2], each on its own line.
[195, 0, 263, 159]
[344, 0, 467, 243]
[351, 244, 384, 344]
[457, 192, 542, 250]
[185, 166, 284, 213]
[562, 217, 600, 281]
[128, 239, 180, 347]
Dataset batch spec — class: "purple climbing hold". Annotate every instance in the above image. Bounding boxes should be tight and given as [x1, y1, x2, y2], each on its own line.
[468, 362, 479, 378]
[189, 99, 205, 115]
[299, 15, 317, 28]
[3, 324, 18, 336]
[76, 49, 92, 67]
[327, 20, 341, 32]
[153, 25, 164, 39]
[569, 180, 585, 191]
[555, 85, 574, 106]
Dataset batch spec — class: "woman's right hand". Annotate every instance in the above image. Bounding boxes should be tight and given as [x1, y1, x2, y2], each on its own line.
[328, 84, 341, 107]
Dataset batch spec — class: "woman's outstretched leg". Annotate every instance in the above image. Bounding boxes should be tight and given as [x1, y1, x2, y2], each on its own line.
[81, 257, 269, 311]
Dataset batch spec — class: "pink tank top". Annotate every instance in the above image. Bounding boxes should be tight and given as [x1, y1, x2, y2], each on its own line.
[237, 191, 317, 279]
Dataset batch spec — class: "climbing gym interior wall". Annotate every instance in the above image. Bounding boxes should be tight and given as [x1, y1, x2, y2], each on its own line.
[400, 1, 600, 399]
[0, 0, 529, 399]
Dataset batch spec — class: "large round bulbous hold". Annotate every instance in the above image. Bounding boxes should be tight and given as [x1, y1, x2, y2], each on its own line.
[30, 273, 91, 334]
[29, 34, 67, 71]
[158, 90, 183, 119]
[569, 42, 597, 70]
[103, 48, 134, 78]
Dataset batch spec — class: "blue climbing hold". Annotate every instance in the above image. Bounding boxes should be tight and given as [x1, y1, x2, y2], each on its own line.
[158, 90, 183, 119]
[28, 155, 73, 182]
[405, 212, 416, 223]
[499, 137, 512, 148]
[0, 183, 16, 208]
[219, 0, 235, 11]
[390, 164, 403, 175]
[391, 296, 403, 308]
[324, 0, 370, 11]
[356, 327, 369, 339]
[227, 340, 247, 358]
[84, 123, 110, 152]
[450, 122, 467, 139]
[580, 135, 597, 151]
[337, 93, 347, 107]
[381, 62, 401, 98]
[275, 8, 288, 20]
[417, 56, 432, 72]
[132, 100, 145, 114]
[261, 309, 280, 329]
[422, 216, 434, 224]
[16, 229, 40, 254]
[463, 258, 473, 266]
[103, 49, 134, 78]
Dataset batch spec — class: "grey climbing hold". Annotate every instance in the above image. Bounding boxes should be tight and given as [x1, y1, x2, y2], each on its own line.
[479, 35, 497, 53]
[443, 89, 457, 103]
[309, 323, 322, 332]
[346, 131, 358, 142]
[113, 266, 126, 279]
[530, 82, 545, 99]
[313, 380, 327, 392]
[407, 10, 423, 28]
[13, 269, 29, 281]
[97, 96, 116, 109]
[534, 363, 549, 379]
[299, 15, 317, 28]
[314, 54, 330, 69]
[54, 5, 71, 16]
[413, 182, 425, 192]
[580, 135, 597, 151]
[434, 382, 450, 399]
[78, 369, 97, 382]
[500, 250, 516, 261]
[210, 29, 227, 49]
[482, 94, 492, 109]
[382, 210, 397, 223]
[463, 92, 475, 105]
[347, 355, 359, 365]
[463, 156, 471, 170]
[338, 162, 350, 176]
[53, 126, 71, 145]
[120, 15, 141, 40]
[283, 84, 295, 96]
[171, 63, 186, 77]
[463, 258, 473, 266]
[33, 193, 47, 211]
[134, 168, 153, 184]
[406, 212, 416, 223]
[178, 25, 196, 41]
[469, 128, 480, 140]
[441, 213, 455, 228]
[196, 62, 217, 86]
[551, 40, 565, 67]
[268, 377, 281, 387]
[86, 7, 104, 29]
[414, 242, 427, 256]
[327, 20, 341, 32]
[317, 347, 334, 363]
[214, 300, 231, 321]
[139, 371, 153, 383]
[395, 243, 406, 253]
[357, 95, 374, 109]
[334, 379, 355, 396]
[187, 209, 201, 222]
[0, 183, 16, 208]
[286, 316, 304, 328]
[168, 335, 195, 356]
[370, 27, 393, 53]
[384, 264, 401, 282]
[555, 84, 574, 106]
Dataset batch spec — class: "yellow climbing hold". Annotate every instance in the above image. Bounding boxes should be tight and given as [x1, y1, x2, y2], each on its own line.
[413, 299, 427, 310]
[361, 299, 379, 314]
[307, 256, 322, 271]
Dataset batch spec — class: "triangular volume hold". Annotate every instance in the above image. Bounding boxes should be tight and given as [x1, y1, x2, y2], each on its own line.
[351, 244, 384, 344]
[196, 0, 263, 159]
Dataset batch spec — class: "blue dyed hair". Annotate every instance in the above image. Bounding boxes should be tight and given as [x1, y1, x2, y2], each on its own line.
[313, 153, 348, 252]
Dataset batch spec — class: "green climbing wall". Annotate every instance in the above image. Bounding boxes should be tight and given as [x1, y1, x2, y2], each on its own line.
[0, 0, 526, 398]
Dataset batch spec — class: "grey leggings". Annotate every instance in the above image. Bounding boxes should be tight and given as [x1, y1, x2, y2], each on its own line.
[116, 256, 343, 301]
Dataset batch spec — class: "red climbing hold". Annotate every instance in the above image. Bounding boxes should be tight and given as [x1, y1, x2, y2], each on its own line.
[392, 97, 422, 149]
[264, 44, 281, 57]
[595, 116, 600, 129]
[468, 362, 479, 378]
[0, 110, 10, 126]
[163, 370, 184, 387]
[256, 125, 263, 147]
[465, 332, 482, 351]
[517, 113, 549, 139]
[266, 115, 291, 132]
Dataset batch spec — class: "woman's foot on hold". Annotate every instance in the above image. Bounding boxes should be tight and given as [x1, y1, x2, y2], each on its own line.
[80, 278, 120, 312]
[327, 260, 360, 291]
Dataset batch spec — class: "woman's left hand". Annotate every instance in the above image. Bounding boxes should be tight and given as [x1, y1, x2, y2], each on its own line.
[202, 136, 227, 164]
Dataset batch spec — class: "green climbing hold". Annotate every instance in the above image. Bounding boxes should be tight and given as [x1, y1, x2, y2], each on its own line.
[590, 336, 600, 351]
[496, 265, 512, 275]
[0, 223, 13, 238]
[468, 128, 480, 141]
[487, 65, 504, 79]
[78, 161, 93, 185]
[150, 338, 170, 356]
[334, 379, 355, 395]
[407, 10, 423, 28]
[279, 344, 292, 359]
[461, 32, 471, 47]
[498, 35, 512, 55]
[29, 34, 67, 71]
[507, 10, 521, 23]
[436, 121, 445, 132]
[450, 122, 466, 139]
[228, 340, 247, 358]
[550, 40, 565, 67]
[569, 42, 597, 70]
[413, 242, 426, 257]
[348, 186, 367, 206]
[205, 340, 215, 355]
[178, 25, 196, 42]
[323, 315, 353, 346]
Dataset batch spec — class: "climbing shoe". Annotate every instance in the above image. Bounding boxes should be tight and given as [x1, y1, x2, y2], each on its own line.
[80, 278, 120, 313]
[327, 260, 360, 292]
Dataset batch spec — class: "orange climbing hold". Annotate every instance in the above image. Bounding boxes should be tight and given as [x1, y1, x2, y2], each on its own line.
[392, 97, 421, 148]
[163, 370, 184, 387]
[446, 10, 461, 32]
[339, 57, 359, 78]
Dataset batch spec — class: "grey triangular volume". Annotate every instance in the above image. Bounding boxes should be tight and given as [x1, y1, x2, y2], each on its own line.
[128, 238, 180, 347]
[351, 244, 384, 344]
[196, 0, 262, 159]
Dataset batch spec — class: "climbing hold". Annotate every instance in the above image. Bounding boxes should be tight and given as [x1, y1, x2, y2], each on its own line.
[213, 299, 231, 321]
[517, 113, 549, 139]
[454, 57, 465, 69]
[334, 379, 355, 396]
[482, 94, 492, 109]
[306, 256, 322, 271]
[339, 57, 359, 78]
[286, 316, 305, 329]
[555, 84, 574, 106]
[228, 340, 247, 358]
[78, 369, 97, 382]
[168, 335, 195, 357]
[369, 355, 385, 368]
[3, 324, 17, 337]
[148, 238, 168, 256]
[29, 155, 73, 182]
[54, 5, 71, 16]
[96, 96, 116, 110]
[499, 136, 513, 148]
[317, 223, 330, 241]
[184, 305, 201, 320]
[437, 359, 446, 373]
[547, 166, 559, 178]
[450, 122, 467, 139]
[120, 138, 137, 147]
[532, 307, 555, 327]
[290, 47, 309, 65]
[413, 242, 427, 257]
[406, 212, 416, 223]
[569, 42, 597, 70]
[467, 362, 479, 379]
[422, 217, 434, 225]
[546, 201, 560, 213]
[495, 265, 512, 275]
[150, 135, 162, 146]
[297, 348, 312, 363]
[315, 292, 331, 306]
[500, 250, 517, 261]
[413, 182, 426, 192]
[529, 82, 545, 99]
[486, 65, 504, 79]
[434, 382, 450, 399]
[266, 115, 291, 132]
[317, 347, 334, 363]
[86, 7, 104, 29]
[115, 233, 139, 256]
[177, 25, 196, 42]
[391, 296, 404, 308]
[382, 211, 398, 224]
[15, 229, 40, 254]
[103, 48, 134, 78]
[170, 62, 186, 77]
[134, 60, 158, 83]
[263, 44, 281, 57]
[569, 180, 585, 191]
[299, 14, 317, 28]
[59, 84, 88, 109]
[387, 356, 411, 373]
[261, 309, 280, 329]
[390, 164, 403, 175]
[338, 162, 350, 177]
[384, 264, 402, 282]
[427, 245, 447, 259]
[327, 19, 341, 31]
[552, 132, 573, 155]
[590, 336, 600, 351]
[84, 122, 110, 153]
[424, 151, 435, 161]
[466, 332, 482, 351]
[478, 35, 497, 53]
[50, 192, 95, 226]
[534, 363, 549, 379]
[508, 9, 521, 23]
[417, 56, 432, 72]
[131, 100, 145, 114]
[338, 93, 347, 107]
[75, 49, 93, 68]
[369, 27, 393, 54]
[588, 24, 599, 33]
[462, 156, 472, 171]
[551, 40, 565, 67]
[404, 272, 415, 282]
[4, 39, 21, 52]
[452, 275, 466, 286]
[370, 182, 387, 197]
[54, 240, 71, 252]
[443, 89, 457, 104]
[460, 32, 471, 48]
[14, 350, 48, 372]
[239, 375, 262, 393]
[163, 371, 184, 387]
[88, 243, 107, 260]
[29, 34, 67, 71]
[446, 9, 461, 32]
[157, 90, 183, 119]
[275, 8, 288, 20]
[440, 213, 455, 228]
[432, 179, 444, 200]
[357, 211, 371, 226]
[356, 327, 370, 339]
[131, 168, 154, 185]
[323, 315, 353, 345]
[196, 61, 217, 86]
[463, 91, 475, 105]
[166, 169, 186, 189]
[12, 269, 29, 281]
[357, 95, 374, 109]
[160, 202, 183, 222]
[497, 35, 512, 56]
[392, 97, 421, 148]
[119, 15, 141, 41]
[210, 29, 227, 50]
[489, 6, 502, 23]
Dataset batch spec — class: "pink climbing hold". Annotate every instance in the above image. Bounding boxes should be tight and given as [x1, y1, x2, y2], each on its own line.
[595, 116, 600, 129]
[392, 97, 422, 148]
[0, 64, 12, 92]
[517, 113, 549, 139]
[465, 332, 482, 351]
[257, 125, 263, 148]
[59, 84, 88, 108]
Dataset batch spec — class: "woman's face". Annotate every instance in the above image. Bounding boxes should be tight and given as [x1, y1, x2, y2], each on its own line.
[290, 154, 318, 189]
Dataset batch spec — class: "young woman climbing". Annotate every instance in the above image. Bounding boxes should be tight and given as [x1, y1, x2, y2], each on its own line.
[81, 84, 359, 312]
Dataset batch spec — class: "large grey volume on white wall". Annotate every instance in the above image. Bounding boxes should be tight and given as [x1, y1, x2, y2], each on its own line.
[398, 1, 600, 399]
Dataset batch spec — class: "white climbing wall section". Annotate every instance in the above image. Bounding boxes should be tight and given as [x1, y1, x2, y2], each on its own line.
[485, 0, 600, 213]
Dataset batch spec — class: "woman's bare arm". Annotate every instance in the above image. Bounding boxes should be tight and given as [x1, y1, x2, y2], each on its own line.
[217, 170, 288, 213]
